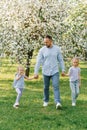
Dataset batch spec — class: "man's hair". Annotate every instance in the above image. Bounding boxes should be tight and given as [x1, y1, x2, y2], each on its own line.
[45, 35, 52, 40]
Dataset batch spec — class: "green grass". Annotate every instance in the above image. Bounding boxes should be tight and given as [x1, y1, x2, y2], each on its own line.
[0, 59, 87, 130]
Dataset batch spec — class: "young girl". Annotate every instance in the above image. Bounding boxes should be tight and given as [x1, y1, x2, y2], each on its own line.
[64, 57, 81, 106]
[13, 66, 34, 108]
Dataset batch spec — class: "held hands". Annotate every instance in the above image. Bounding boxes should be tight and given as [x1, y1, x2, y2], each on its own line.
[25, 74, 39, 80]
[61, 72, 69, 77]
[61, 72, 65, 77]
[34, 74, 39, 79]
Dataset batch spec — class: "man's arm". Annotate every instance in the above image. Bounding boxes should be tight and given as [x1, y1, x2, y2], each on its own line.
[57, 47, 65, 73]
[34, 49, 43, 78]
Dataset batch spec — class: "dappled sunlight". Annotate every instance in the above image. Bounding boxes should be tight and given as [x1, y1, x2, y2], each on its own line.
[0, 84, 10, 90]
[80, 65, 87, 69]
[0, 74, 14, 80]
[27, 87, 42, 92]
[79, 94, 87, 101]
[33, 99, 42, 103]
[60, 76, 69, 80]
[81, 77, 87, 80]
[80, 62, 87, 68]
[62, 96, 70, 100]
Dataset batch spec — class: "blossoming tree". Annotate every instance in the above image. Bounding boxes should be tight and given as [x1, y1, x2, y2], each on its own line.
[0, 0, 86, 75]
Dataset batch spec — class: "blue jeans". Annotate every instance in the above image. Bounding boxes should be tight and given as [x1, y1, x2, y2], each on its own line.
[70, 80, 79, 103]
[43, 72, 61, 104]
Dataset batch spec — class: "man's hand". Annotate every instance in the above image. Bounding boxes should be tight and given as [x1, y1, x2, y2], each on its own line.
[34, 74, 39, 79]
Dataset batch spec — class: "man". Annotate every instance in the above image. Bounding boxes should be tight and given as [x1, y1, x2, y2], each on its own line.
[34, 35, 65, 109]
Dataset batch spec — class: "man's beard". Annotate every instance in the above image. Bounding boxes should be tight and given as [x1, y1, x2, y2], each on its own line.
[46, 45, 51, 48]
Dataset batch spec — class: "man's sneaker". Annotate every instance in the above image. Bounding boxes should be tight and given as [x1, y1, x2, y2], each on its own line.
[72, 103, 76, 106]
[56, 102, 62, 109]
[13, 103, 19, 108]
[43, 102, 48, 107]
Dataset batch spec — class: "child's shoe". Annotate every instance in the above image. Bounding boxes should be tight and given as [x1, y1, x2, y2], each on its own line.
[72, 102, 76, 106]
[13, 103, 19, 108]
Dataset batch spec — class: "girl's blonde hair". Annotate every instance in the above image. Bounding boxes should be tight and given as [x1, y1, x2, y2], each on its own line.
[72, 57, 79, 65]
[17, 65, 25, 72]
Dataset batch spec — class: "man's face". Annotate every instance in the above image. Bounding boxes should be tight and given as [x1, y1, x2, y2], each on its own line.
[44, 38, 52, 48]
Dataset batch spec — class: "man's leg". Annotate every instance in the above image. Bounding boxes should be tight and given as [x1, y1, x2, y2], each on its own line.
[51, 72, 61, 104]
[43, 75, 50, 103]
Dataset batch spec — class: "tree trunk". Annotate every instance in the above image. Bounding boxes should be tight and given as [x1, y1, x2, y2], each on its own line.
[25, 49, 33, 76]
[85, 51, 87, 61]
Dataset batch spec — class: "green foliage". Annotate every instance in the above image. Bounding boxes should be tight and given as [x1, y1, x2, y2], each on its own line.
[0, 59, 87, 130]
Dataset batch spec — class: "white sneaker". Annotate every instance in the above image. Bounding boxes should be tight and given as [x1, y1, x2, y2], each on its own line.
[72, 103, 76, 106]
[13, 103, 19, 108]
[43, 102, 48, 107]
[56, 102, 62, 109]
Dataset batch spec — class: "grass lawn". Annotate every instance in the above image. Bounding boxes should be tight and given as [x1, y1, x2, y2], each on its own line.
[0, 59, 87, 130]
